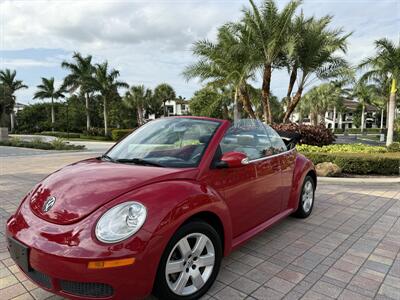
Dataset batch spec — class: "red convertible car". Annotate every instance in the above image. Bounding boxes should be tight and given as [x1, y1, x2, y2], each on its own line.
[7, 117, 316, 300]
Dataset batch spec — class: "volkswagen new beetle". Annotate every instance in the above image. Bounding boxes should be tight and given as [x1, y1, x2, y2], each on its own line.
[7, 117, 316, 300]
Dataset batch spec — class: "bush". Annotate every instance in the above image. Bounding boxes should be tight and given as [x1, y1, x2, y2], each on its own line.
[301, 152, 400, 175]
[297, 143, 387, 154]
[272, 123, 335, 146]
[387, 142, 400, 153]
[111, 129, 134, 141]
[345, 128, 383, 134]
[39, 131, 81, 139]
[79, 135, 112, 141]
[83, 127, 107, 137]
[0, 137, 85, 151]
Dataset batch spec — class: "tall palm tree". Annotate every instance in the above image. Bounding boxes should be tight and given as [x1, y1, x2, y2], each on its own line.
[62, 52, 95, 131]
[352, 81, 377, 133]
[124, 85, 152, 126]
[282, 15, 350, 122]
[154, 83, 176, 117]
[0, 84, 14, 127]
[244, 0, 300, 123]
[0, 69, 28, 130]
[184, 24, 257, 120]
[33, 77, 65, 131]
[93, 62, 128, 135]
[0, 69, 28, 97]
[360, 38, 400, 146]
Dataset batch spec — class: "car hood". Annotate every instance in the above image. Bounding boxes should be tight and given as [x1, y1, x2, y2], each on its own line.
[29, 158, 198, 225]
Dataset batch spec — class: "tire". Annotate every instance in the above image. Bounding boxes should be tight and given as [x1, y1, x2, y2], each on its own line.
[293, 175, 315, 218]
[153, 221, 222, 300]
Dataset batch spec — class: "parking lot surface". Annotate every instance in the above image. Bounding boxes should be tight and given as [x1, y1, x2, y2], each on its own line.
[0, 151, 399, 300]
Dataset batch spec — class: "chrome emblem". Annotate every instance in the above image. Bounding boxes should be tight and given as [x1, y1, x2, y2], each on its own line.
[43, 196, 56, 212]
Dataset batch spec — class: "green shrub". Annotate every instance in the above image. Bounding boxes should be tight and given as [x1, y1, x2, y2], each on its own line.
[301, 152, 400, 175]
[345, 128, 383, 134]
[0, 137, 85, 151]
[387, 142, 400, 153]
[79, 135, 112, 141]
[40, 131, 81, 139]
[297, 143, 387, 154]
[111, 129, 134, 141]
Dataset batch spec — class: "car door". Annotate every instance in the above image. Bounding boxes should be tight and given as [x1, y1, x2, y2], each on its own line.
[263, 125, 296, 210]
[200, 121, 283, 238]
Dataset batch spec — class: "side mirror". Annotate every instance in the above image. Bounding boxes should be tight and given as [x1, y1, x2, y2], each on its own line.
[215, 151, 249, 169]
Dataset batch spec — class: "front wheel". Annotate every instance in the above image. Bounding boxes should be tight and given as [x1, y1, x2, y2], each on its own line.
[153, 221, 222, 300]
[293, 175, 315, 218]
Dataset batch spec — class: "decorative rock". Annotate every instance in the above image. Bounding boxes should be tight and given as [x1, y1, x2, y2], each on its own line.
[315, 162, 342, 177]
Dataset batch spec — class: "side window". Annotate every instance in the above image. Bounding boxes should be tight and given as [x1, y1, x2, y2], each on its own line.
[218, 120, 287, 160]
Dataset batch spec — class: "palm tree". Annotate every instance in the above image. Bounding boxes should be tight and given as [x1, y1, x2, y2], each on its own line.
[184, 24, 257, 120]
[154, 83, 176, 117]
[93, 62, 128, 135]
[360, 38, 400, 146]
[0, 84, 14, 127]
[33, 77, 65, 131]
[243, 0, 300, 123]
[0, 69, 28, 130]
[351, 81, 377, 134]
[124, 85, 152, 126]
[282, 15, 350, 123]
[62, 52, 95, 131]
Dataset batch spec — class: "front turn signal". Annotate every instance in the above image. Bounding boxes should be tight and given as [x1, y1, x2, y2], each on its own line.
[88, 257, 135, 269]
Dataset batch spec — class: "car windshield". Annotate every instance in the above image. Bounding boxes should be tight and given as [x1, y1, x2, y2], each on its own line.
[106, 118, 220, 168]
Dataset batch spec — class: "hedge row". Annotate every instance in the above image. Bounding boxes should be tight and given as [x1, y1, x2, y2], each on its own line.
[272, 123, 335, 146]
[0, 138, 85, 151]
[302, 152, 400, 175]
[39, 131, 81, 138]
[111, 129, 134, 141]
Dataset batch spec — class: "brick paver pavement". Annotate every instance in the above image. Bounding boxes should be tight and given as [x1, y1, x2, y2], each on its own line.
[1, 152, 399, 300]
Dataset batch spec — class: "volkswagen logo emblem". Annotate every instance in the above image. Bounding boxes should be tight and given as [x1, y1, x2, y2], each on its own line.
[43, 196, 56, 212]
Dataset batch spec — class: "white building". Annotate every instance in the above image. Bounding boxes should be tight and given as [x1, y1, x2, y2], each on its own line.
[148, 99, 190, 120]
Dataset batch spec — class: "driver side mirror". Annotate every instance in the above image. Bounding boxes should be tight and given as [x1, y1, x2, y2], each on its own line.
[215, 151, 250, 169]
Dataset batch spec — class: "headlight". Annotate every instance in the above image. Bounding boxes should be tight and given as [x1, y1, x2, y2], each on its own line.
[95, 201, 147, 243]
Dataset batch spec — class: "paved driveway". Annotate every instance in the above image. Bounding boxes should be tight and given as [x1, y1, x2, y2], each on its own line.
[0, 152, 399, 300]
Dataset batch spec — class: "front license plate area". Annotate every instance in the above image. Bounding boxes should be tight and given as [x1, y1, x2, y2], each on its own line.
[7, 237, 30, 273]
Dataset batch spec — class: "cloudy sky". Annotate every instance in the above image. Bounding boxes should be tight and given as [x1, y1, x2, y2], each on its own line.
[1, 0, 399, 105]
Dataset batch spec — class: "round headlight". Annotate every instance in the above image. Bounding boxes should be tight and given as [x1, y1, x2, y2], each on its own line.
[95, 201, 147, 243]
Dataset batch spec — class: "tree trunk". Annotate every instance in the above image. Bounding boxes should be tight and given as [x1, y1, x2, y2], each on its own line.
[311, 111, 318, 126]
[51, 97, 55, 132]
[380, 108, 384, 129]
[85, 93, 90, 131]
[386, 78, 397, 146]
[361, 103, 365, 134]
[332, 106, 337, 133]
[103, 97, 108, 136]
[233, 87, 240, 124]
[283, 84, 304, 123]
[286, 67, 297, 105]
[239, 85, 256, 119]
[261, 64, 272, 124]
[222, 104, 229, 120]
[10, 112, 15, 132]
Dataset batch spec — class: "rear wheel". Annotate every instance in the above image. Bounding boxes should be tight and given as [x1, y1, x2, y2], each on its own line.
[153, 221, 222, 300]
[293, 175, 315, 218]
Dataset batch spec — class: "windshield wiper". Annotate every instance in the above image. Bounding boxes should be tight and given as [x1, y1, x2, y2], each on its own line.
[116, 158, 165, 167]
[100, 154, 115, 162]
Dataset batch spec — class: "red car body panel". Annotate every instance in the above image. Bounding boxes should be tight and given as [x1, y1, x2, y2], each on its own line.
[6, 116, 315, 300]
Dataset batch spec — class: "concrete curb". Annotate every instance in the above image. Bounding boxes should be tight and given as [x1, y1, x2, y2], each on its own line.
[318, 176, 400, 184]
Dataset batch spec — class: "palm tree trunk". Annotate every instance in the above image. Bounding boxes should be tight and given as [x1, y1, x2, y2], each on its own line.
[51, 97, 55, 132]
[234, 87, 240, 123]
[85, 93, 90, 130]
[386, 78, 397, 146]
[311, 111, 318, 126]
[380, 108, 384, 129]
[332, 106, 337, 133]
[239, 85, 256, 119]
[286, 67, 297, 104]
[103, 97, 108, 136]
[361, 103, 365, 134]
[283, 83, 304, 123]
[261, 64, 272, 124]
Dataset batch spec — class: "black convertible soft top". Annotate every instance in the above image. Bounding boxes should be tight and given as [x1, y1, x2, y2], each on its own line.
[276, 130, 301, 150]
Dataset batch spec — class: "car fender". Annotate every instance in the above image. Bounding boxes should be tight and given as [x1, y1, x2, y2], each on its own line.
[288, 153, 316, 210]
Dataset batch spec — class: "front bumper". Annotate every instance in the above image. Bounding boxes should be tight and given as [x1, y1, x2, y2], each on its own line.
[6, 199, 163, 300]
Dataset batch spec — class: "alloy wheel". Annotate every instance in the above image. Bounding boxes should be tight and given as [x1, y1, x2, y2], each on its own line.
[165, 233, 215, 296]
[302, 180, 314, 213]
